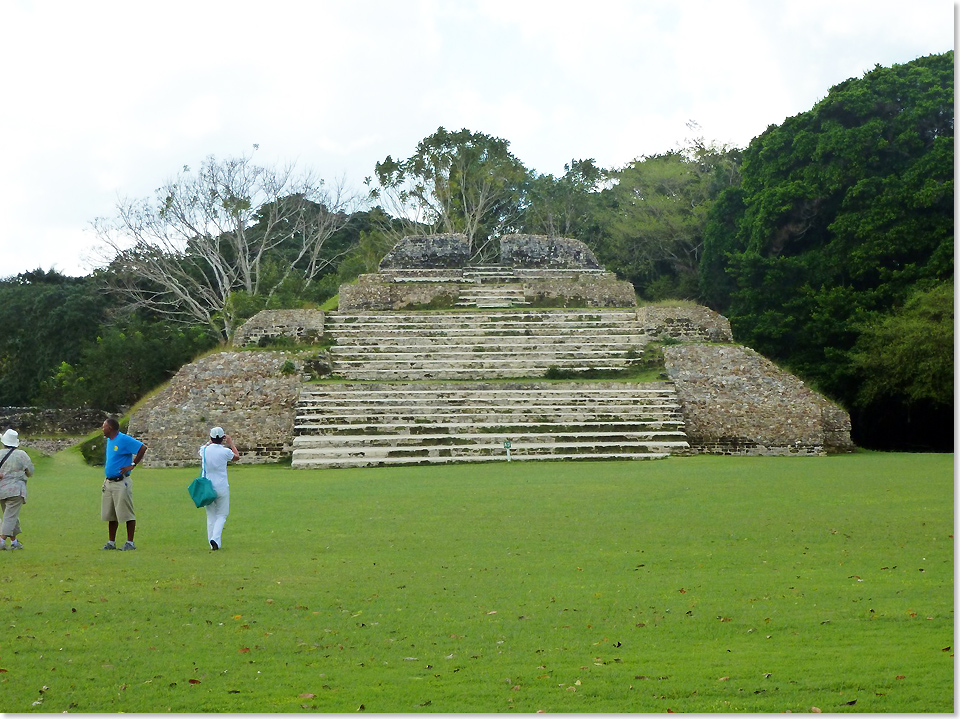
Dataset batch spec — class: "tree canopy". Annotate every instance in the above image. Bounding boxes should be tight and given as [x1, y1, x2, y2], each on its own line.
[699, 51, 953, 448]
[370, 127, 529, 261]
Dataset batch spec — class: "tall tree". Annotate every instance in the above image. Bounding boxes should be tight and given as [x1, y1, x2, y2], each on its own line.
[369, 127, 530, 261]
[37, 316, 216, 412]
[849, 282, 953, 413]
[521, 158, 605, 239]
[0, 271, 109, 406]
[596, 135, 741, 300]
[92, 152, 357, 341]
[700, 51, 953, 448]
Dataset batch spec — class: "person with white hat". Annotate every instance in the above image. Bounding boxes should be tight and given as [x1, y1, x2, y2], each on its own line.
[200, 427, 239, 550]
[0, 429, 35, 550]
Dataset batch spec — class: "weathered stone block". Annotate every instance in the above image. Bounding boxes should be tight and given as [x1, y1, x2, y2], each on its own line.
[379, 234, 471, 270]
[233, 310, 326, 347]
[339, 274, 463, 311]
[501, 234, 602, 269]
[522, 277, 636, 307]
[637, 306, 733, 342]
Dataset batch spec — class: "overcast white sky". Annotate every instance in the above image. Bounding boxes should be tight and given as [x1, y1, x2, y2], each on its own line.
[0, 0, 953, 277]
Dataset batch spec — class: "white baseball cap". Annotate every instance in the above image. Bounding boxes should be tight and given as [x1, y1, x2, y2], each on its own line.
[210, 427, 225, 438]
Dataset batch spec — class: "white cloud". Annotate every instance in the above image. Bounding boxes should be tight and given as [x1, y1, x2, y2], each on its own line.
[0, 0, 953, 277]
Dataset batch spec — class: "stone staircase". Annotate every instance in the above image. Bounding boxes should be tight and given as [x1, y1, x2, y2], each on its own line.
[292, 382, 687, 468]
[290, 307, 692, 468]
[324, 309, 647, 381]
[455, 284, 528, 308]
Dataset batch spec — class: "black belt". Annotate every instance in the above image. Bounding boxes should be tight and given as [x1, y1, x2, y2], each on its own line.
[106, 474, 129, 482]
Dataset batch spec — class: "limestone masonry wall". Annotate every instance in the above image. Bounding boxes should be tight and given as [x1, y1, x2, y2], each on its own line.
[0, 407, 108, 435]
[522, 276, 636, 307]
[130, 350, 307, 467]
[663, 343, 854, 455]
[338, 273, 636, 311]
[339, 274, 462, 311]
[637, 306, 733, 342]
[377, 233, 604, 271]
[0, 407, 109, 455]
[233, 310, 326, 347]
[379, 233, 471, 270]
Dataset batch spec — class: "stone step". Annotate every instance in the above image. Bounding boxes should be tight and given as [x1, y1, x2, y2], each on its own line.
[299, 385, 676, 395]
[295, 412, 681, 427]
[455, 299, 531, 308]
[297, 397, 680, 410]
[458, 285, 527, 294]
[293, 441, 685, 459]
[331, 333, 646, 345]
[300, 383, 676, 395]
[327, 310, 640, 324]
[293, 432, 688, 447]
[327, 324, 642, 335]
[327, 365, 641, 380]
[329, 349, 643, 362]
[295, 397, 682, 411]
[291, 451, 669, 469]
[330, 357, 640, 367]
[294, 420, 684, 435]
[324, 368, 643, 380]
[329, 312, 640, 321]
[298, 391, 680, 402]
[328, 335, 645, 345]
[454, 301, 529, 308]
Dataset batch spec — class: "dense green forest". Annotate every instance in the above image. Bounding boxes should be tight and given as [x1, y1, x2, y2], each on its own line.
[0, 51, 951, 450]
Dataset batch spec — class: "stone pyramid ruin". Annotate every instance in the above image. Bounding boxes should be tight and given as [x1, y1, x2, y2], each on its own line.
[130, 234, 853, 467]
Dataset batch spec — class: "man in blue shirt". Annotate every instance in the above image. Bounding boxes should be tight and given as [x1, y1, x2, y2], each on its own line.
[101, 418, 147, 551]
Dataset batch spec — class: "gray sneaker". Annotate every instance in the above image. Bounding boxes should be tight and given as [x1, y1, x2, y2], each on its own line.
[10, 540, 23, 550]
[120, 541, 136, 551]
[103, 541, 117, 550]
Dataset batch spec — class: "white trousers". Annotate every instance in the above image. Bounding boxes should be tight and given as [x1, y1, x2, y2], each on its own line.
[205, 489, 229, 547]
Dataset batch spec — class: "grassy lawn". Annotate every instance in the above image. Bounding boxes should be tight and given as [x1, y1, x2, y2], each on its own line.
[1, 449, 952, 712]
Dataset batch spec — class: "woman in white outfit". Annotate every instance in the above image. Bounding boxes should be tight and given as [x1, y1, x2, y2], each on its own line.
[0, 429, 35, 550]
[200, 427, 239, 550]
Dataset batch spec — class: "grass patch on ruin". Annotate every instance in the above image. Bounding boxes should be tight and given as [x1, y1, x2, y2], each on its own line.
[1, 449, 952, 713]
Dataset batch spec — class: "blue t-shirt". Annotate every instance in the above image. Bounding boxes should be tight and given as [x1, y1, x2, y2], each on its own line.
[105, 432, 143, 477]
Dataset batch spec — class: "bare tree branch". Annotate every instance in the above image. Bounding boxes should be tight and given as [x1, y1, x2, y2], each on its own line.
[91, 152, 360, 341]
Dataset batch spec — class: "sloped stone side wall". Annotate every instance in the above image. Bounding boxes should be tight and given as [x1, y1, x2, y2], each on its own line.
[129, 351, 307, 467]
[379, 233, 471, 270]
[233, 310, 326, 347]
[663, 343, 854, 455]
[637, 306, 733, 342]
[501, 234, 602, 269]
[339, 274, 463, 311]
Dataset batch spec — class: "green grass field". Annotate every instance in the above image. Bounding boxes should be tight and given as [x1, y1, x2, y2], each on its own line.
[0, 449, 953, 713]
